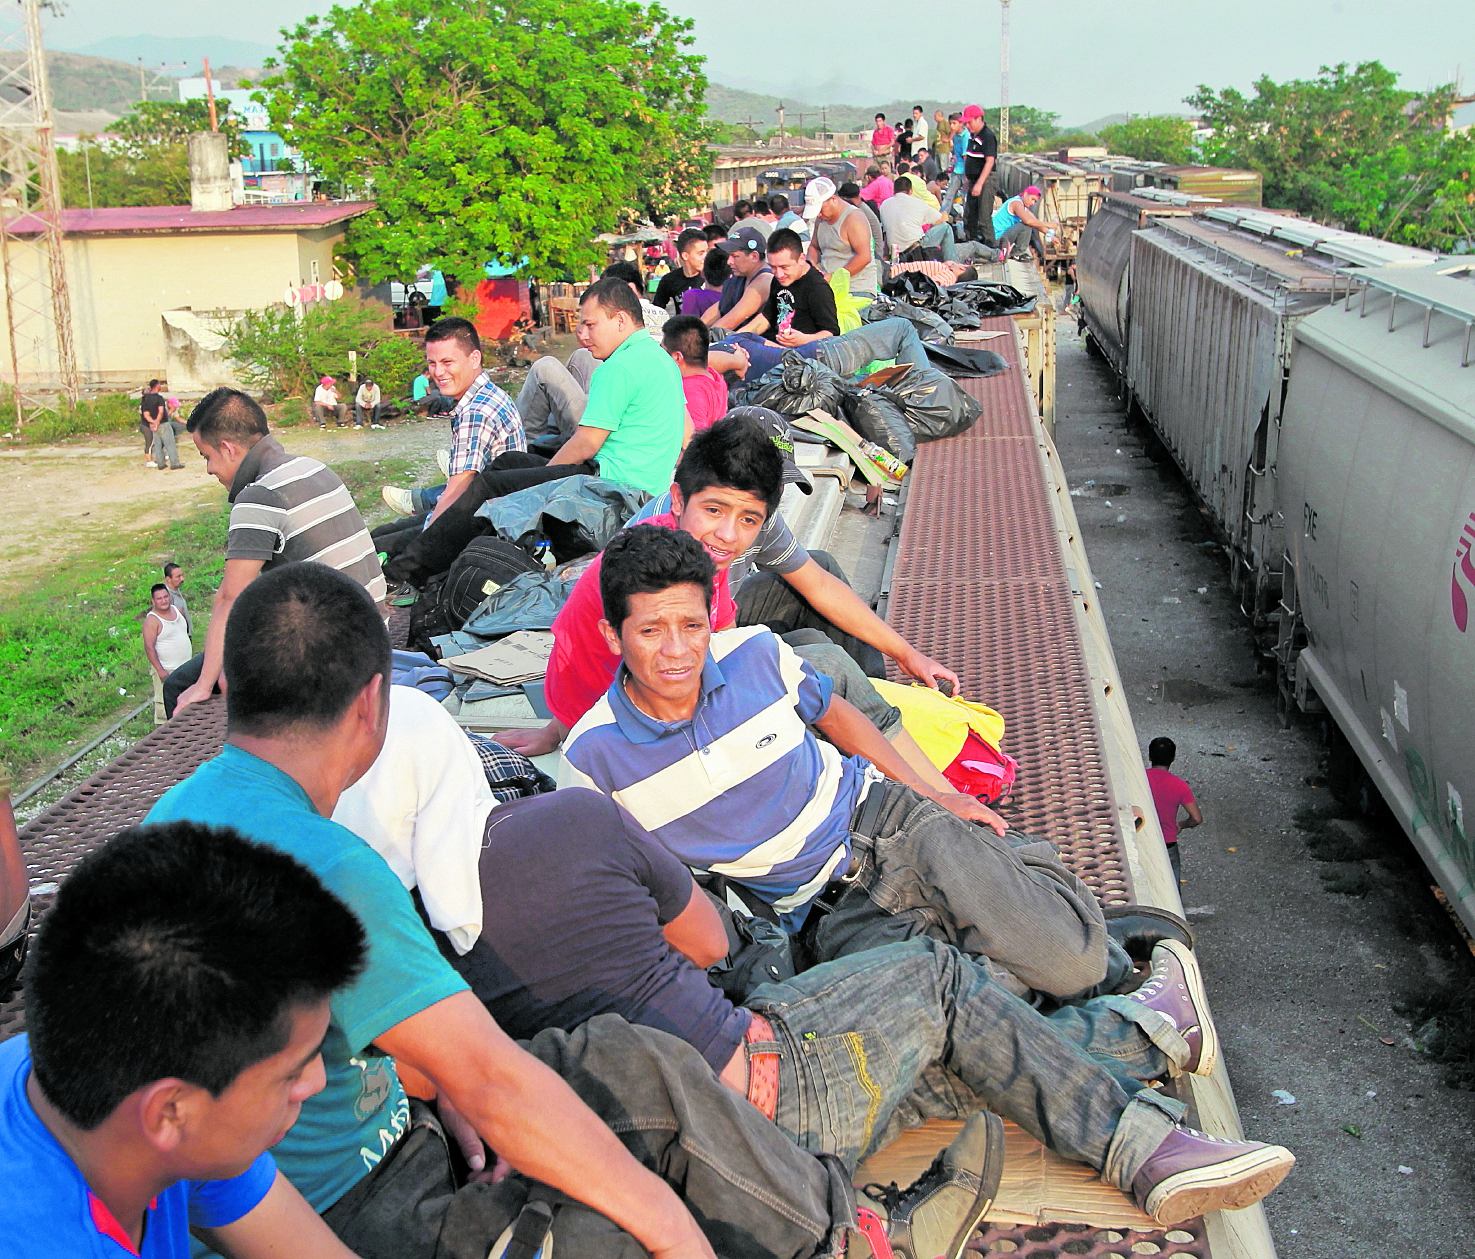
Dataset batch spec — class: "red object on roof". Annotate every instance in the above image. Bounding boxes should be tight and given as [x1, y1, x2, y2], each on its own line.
[6, 202, 376, 236]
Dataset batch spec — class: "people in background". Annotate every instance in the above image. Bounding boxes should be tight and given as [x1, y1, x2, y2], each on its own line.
[880, 175, 954, 262]
[140, 379, 182, 471]
[138, 379, 164, 467]
[143, 582, 192, 719]
[354, 377, 383, 429]
[311, 376, 347, 429]
[804, 176, 880, 299]
[652, 228, 710, 315]
[908, 104, 929, 158]
[163, 561, 190, 633]
[961, 103, 999, 245]
[870, 111, 895, 162]
[769, 191, 809, 244]
[1147, 736, 1202, 886]
[663, 315, 730, 434]
[994, 185, 1053, 263]
[681, 247, 728, 319]
[942, 112, 967, 216]
[838, 180, 887, 260]
[858, 164, 894, 211]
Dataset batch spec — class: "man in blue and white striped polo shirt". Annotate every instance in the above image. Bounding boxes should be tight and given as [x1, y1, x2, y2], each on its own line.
[561, 527, 1123, 1001]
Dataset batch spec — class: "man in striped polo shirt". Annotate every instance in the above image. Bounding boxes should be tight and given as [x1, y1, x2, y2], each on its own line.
[560, 527, 1123, 1003]
[165, 388, 386, 717]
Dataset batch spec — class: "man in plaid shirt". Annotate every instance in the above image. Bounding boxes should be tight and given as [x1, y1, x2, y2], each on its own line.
[382, 317, 525, 522]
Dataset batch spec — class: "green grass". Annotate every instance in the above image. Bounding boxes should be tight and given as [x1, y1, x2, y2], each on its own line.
[2, 393, 140, 445]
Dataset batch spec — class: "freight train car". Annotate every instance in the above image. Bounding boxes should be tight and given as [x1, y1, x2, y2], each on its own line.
[1276, 262, 1475, 935]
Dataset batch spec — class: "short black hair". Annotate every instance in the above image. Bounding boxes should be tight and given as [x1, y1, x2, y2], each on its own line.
[734, 199, 752, 218]
[702, 248, 730, 286]
[769, 192, 790, 214]
[601, 260, 644, 288]
[948, 111, 962, 122]
[662, 315, 709, 368]
[150, 582, 168, 596]
[582, 275, 643, 324]
[674, 414, 784, 519]
[599, 525, 714, 630]
[914, 105, 924, 113]
[703, 222, 729, 243]
[163, 562, 181, 578]
[28, 821, 366, 1130]
[1148, 736, 1177, 768]
[897, 159, 912, 173]
[676, 228, 706, 257]
[424, 316, 481, 356]
[894, 175, 913, 194]
[875, 112, 886, 121]
[148, 378, 161, 390]
[188, 387, 269, 448]
[224, 562, 391, 738]
[767, 228, 804, 260]
[838, 181, 861, 199]
[753, 198, 770, 216]
[866, 165, 882, 178]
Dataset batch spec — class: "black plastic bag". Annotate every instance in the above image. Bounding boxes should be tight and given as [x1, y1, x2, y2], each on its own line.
[890, 363, 982, 442]
[862, 294, 955, 344]
[840, 388, 916, 464]
[735, 350, 847, 416]
[923, 343, 1010, 379]
[942, 281, 1037, 318]
[881, 269, 946, 309]
[475, 475, 648, 564]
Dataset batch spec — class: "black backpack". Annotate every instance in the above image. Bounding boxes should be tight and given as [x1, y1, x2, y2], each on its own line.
[441, 537, 542, 628]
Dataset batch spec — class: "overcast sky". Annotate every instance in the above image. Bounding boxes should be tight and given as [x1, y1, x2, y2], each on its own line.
[43, 0, 1468, 126]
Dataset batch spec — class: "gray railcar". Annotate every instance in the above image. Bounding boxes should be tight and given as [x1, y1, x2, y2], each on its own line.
[1277, 262, 1475, 935]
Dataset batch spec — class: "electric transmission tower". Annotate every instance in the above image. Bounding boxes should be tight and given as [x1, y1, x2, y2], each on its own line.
[0, 0, 79, 426]
[998, 0, 1011, 153]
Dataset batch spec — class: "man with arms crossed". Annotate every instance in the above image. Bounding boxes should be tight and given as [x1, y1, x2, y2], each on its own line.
[165, 388, 385, 718]
[149, 562, 861, 1259]
[3, 818, 370, 1257]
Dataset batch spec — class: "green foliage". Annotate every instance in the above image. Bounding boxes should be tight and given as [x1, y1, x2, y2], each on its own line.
[987, 105, 1060, 151]
[1332, 131, 1475, 251]
[1186, 62, 1457, 226]
[2, 393, 140, 445]
[362, 336, 428, 398]
[262, 0, 715, 285]
[1049, 132, 1100, 150]
[224, 297, 400, 399]
[1098, 116, 1195, 165]
[59, 100, 247, 209]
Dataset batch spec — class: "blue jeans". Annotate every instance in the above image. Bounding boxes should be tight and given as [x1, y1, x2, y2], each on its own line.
[716, 317, 931, 383]
[411, 484, 445, 513]
[941, 170, 966, 217]
[751, 938, 1183, 1188]
[922, 221, 957, 262]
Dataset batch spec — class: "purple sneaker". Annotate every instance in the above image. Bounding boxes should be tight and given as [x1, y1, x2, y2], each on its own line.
[1132, 1126, 1295, 1225]
[1126, 938, 1218, 1076]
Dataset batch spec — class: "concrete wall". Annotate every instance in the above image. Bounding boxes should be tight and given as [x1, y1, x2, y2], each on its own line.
[7, 224, 346, 387]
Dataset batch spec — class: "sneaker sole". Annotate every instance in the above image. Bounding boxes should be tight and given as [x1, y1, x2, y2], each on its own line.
[1159, 938, 1219, 1077]
[1144, 1143, 1295, 1225]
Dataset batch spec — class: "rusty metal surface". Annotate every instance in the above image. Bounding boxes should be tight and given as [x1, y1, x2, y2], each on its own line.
[887, 319, 1209, 1254]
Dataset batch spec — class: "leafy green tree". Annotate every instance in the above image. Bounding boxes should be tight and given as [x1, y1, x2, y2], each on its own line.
[1331, 130, 1475, 250]
[1098, 116, 1195, 164]
[224, 297, 401, 400]
[262, 0, 714, 286]
[1186, 61, 1455, 221]
[986, 105, 1059, 151]
[109, 101, 247, 156]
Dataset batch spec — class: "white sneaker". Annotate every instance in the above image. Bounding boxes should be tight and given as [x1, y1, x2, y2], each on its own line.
[381, 485, 415, 515]
[145, 460, 158, 468]
[436, 448, 452, 478]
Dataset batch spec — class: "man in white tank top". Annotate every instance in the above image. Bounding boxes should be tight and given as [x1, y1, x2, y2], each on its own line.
[802, 176, 879, 298]
[142, 583, 192, 722]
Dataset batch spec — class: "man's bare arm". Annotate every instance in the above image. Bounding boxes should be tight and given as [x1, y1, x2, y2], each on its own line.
[173, 558, 264, 714]
[971, 155, 996, 196]
[549, 424, 610, 467]
[376, 991, 715, 1259]
[141, 617, 166, 680]
[662, 876, 730, 968]
[428, 470, 478, 522]
[840, 214, 872, 277]
[713, 274, 771, 332]
[197, 1170, 359, 1259]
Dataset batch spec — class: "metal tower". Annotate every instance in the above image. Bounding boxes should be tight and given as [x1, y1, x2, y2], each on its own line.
[0, 0, 79, 427]
[998, 0, 1011, 153]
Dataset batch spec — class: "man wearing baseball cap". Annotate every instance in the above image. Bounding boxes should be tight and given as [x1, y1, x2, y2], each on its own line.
[802, 175, 879, 299]
[994, 185, 1053, 263]
[705, 225, 774, 333]
[960, 104, 999, 245]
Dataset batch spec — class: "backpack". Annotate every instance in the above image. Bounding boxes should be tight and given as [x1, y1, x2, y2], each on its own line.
[406, 573, 452, 655]
[442, 537, 543, 628]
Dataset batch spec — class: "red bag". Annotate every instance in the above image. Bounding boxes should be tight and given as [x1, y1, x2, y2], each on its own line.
[942, 730, 1018, 804]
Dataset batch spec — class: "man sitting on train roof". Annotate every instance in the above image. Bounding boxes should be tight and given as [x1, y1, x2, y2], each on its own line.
[3, 818, 371, 1259]
[145, 561, 869, 1259]
[994, 185, 1052, 265]
[562, 526, 1123, 1001]
[332, 666, 1296, 1235]
[499, 417, 959, 792]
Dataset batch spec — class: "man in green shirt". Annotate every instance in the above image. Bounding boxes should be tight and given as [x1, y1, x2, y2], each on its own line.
[386, 277, 690, 587]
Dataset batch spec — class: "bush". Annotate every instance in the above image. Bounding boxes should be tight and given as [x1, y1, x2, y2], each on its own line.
[362, 335, 426, 399]
[3, 392, 140, 445]
[224, 296, 398, 400]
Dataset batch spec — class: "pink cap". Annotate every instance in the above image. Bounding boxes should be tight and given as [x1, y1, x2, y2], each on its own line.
[961, 104, 984, 121]
[1024, 184, 1043, 197]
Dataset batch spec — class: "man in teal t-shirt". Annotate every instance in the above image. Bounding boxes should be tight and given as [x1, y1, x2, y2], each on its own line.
[544, 275, 688, 497]
[150, 559, 859, 1259]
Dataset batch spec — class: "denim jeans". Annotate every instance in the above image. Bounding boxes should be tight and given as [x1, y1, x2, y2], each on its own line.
[736, 550, 889, 678]
[941, 170, 966, 217]
[517, 355, 591, 440]
[813, 316, 931, 377]
[411, 484, 445, 514]
[921, 221, 958, 263]
[785, 632, 900, 737]
[751, 938, 1183, 1188]
[149, 422, 181, 468]
[999, 221, 1040, 259]
[808, 779, 1117, 1001]
[323, 1017, 854, 1259]
[355, 402, 383, 427]
[964, 175, 997, 244]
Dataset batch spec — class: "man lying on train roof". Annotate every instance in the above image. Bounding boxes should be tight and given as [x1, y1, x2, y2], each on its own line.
[499, 417, 960, 796]
[145, 561, 871, 1259]
[562, 525, 1129, 1001]
[3, 818, 370, 1259]
[332, 684, 1297, 1234]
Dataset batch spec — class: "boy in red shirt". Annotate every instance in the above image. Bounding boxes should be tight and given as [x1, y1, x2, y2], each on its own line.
[663, 315, 731, 433]
[1146, 737, 1202, 886]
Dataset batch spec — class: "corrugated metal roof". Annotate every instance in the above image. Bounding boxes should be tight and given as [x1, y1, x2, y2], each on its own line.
[5, 202, 377, 236]
[1202, 206, 1434, 270]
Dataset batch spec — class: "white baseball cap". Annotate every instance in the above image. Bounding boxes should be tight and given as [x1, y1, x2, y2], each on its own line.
[802, 176, 837, 219]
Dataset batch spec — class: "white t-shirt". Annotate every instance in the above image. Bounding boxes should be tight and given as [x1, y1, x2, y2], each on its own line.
[879, 191, 939, 254]
[356, 382, 381, 408]
[332, 685, 494, 955]
[313, 385, 337, 407]
[911, 115, 929, 149]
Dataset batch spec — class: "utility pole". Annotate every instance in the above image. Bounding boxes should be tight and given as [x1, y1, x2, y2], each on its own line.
[138, 56, 146, 103]
[774, 102, 785, 144]
[999, 0, 1011, 154]
[203, 55, 218, 131]
[0, 0, 80, 424]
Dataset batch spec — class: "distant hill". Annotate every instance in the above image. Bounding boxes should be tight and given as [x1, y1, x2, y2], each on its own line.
[704, 83, 975, 132]
[0, 51, 174, 114]
[55, 35, 276, 73]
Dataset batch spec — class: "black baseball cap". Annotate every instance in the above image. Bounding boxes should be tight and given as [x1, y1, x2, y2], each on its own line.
[726, 406, 814, 494]
[716, 225, 767, 256]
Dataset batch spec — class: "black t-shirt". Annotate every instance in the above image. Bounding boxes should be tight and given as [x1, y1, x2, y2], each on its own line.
[964, 124, 998, 178]
[139, 392, 164, 426]
[763, 265, 840, 338]
[652, 268, 703, 315]
[443, 789, 751, 1072]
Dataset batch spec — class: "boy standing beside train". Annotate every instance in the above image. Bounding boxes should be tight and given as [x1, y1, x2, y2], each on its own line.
[1147, 737, 1202, 885]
